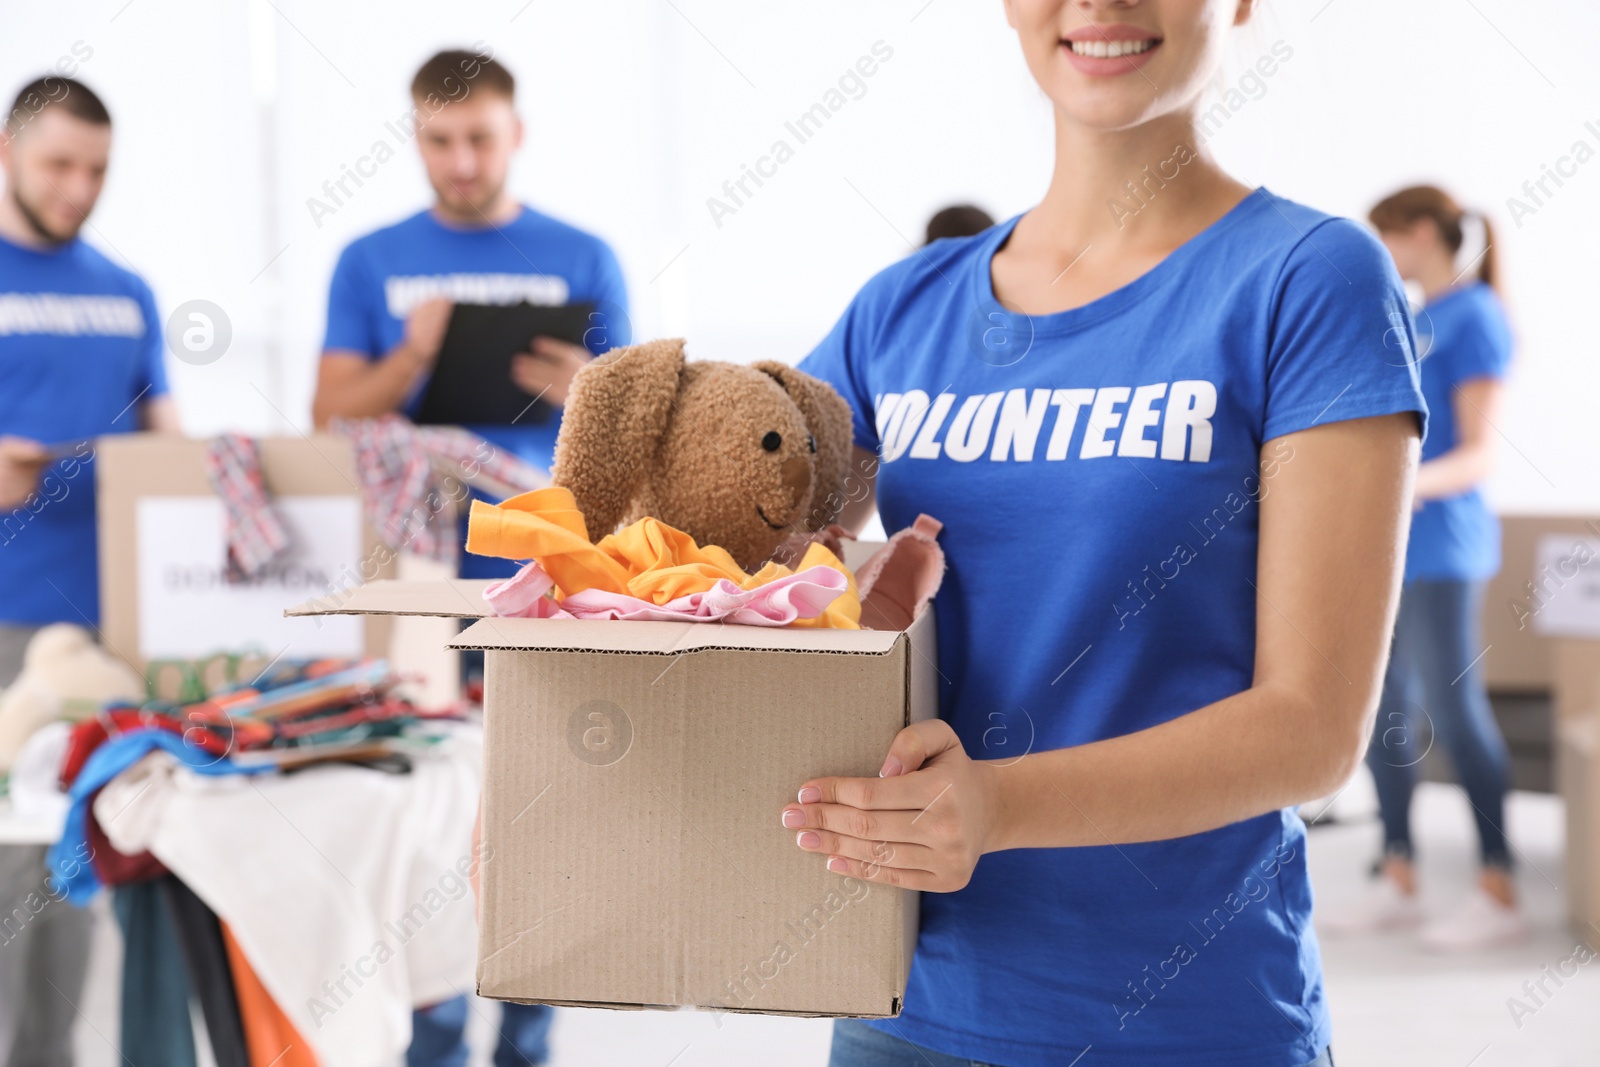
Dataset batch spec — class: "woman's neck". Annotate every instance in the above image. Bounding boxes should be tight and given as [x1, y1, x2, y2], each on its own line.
[988, 107, 1254, 316]
[1025, 108, 1251, 253]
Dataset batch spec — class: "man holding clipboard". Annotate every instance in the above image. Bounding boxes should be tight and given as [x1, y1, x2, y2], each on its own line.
[311, 47, 627, 1067]
[312, 45, 629, 573]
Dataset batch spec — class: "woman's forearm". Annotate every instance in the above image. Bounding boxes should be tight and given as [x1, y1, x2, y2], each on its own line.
[984, 680, 1366, 852]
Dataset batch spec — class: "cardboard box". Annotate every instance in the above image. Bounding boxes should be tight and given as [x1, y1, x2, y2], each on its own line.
[1483, 514, 1600, 946]
[289, 568, 933, 1017]
[1557, 711, 1600, 949]
[1481, 515, 1600, 691]
[97, 433, 395, 669]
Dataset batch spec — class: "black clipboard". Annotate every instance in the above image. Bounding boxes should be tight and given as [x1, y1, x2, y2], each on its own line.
[415, 301, 594, 426]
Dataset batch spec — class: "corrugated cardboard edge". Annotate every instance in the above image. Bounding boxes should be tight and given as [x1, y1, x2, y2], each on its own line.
[894, 607, 937, 1015]
[450, 615, 904, 656]
[480, 997, 872, 1018]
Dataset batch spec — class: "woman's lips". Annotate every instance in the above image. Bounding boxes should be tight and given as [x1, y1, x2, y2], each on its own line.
[1060, 28, 1162, 77]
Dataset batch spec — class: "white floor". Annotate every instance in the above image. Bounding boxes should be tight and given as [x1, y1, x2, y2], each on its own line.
[70, 780, 1598, 1067]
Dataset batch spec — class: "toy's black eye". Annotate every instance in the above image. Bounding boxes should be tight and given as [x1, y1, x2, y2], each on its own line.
[807, 434, 816, 454]
[761, 431, 782, 452]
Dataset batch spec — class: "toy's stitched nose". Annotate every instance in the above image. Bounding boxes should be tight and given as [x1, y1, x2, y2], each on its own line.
[781, 455, 811, 508]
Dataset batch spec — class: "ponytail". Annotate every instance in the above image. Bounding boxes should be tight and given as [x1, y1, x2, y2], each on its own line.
[1475, 212, 1498, 292]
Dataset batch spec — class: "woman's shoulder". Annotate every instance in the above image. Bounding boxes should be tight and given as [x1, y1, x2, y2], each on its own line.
[1227, 191, 1395, 287]
[1207, 192, 1407, 328]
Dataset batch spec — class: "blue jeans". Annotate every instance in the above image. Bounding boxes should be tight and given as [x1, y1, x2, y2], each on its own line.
[828, 1020, 1334, 1066]
[408, 997, 553, 1067]
[1364, 579, 1512, 868]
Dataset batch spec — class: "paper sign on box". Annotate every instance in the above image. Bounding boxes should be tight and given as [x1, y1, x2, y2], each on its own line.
[136, 496, 364, 661]
[1531, 535, 1600, 639]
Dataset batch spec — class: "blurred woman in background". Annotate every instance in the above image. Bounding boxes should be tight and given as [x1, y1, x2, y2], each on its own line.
[1326, 185, 1522, 951]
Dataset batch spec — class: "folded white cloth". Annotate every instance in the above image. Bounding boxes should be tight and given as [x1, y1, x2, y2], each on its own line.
[96, 724, 483, 1067]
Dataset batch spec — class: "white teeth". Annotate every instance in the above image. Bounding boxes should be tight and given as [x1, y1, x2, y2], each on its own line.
[1068, 38, 1155, 58]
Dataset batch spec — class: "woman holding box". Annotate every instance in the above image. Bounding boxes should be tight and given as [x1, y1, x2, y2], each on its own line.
[783, 1, 1425, 1064]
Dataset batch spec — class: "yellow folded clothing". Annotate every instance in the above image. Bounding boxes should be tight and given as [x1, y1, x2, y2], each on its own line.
[465, 487, 860, 629]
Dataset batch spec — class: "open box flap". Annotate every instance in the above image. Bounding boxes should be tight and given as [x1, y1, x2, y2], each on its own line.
[285, 579, 494, 619]
[285, 571, 931, 656]
[449, 615, 907, 655]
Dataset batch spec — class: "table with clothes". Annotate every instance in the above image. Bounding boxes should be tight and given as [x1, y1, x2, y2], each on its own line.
[33, 657, 487, 1067]
[0, 418, 547, 1066]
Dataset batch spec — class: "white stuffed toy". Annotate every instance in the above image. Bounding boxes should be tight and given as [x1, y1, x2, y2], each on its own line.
[0, 624, 145, 775]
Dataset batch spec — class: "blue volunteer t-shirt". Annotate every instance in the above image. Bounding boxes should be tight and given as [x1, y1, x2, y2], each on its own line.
[799, 189, 1426, 1067]
[1404, 281, 1512, 583]
[0, 234, 169, 626]
[321, 205, 629, 577]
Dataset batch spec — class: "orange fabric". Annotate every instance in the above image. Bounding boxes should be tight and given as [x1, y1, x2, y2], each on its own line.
[221, 923, 320, 1067]
[466, 486, 860, 628]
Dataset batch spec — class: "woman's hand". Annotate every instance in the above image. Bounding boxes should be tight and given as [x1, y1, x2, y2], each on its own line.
[781, 719, 1006, 892]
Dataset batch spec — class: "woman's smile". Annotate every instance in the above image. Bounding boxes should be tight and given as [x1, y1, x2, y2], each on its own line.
[1060, 24, 1164, 76]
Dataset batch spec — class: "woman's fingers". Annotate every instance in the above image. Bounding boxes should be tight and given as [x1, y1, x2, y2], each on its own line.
[793, 826, 936, 873]
[878, 718, 961, 777]
[785, 802, 921, 845]
[821, 854, 945, 892]
[786, 719, 993, 893]
[794, 721, 962, 810]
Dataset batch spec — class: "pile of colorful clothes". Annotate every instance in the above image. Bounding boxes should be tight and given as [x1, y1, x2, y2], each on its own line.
[47, 658, 459, 904]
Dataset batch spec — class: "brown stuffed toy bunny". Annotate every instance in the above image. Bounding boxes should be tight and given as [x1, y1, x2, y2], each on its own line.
[550, 338, 855, 571]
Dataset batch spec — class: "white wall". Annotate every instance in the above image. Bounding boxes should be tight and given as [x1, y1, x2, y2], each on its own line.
[4, 0, 1595, 512]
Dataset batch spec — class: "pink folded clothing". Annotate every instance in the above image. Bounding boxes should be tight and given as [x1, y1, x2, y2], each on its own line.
[483, 562, 851, 626]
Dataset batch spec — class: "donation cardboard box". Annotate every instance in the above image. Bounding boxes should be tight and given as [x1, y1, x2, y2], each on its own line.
[1559, 709, 1600, 949]
[289, 551, 933, 1017]
[1480, 515, 1600, 691]
[1484, 516, 1600, 947]
[97, 434, 393, 670]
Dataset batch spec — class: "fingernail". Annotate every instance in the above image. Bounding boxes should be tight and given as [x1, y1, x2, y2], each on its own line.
[826, 857, 849, 874]
[781, 808, 804, 829]
[797, 786, 821, 804]
[797, 831, 820, 849]
[879, 755, 903, 778]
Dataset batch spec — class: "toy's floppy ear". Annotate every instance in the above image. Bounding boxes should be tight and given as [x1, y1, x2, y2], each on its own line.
[751, 361, 854, 531]
[552, 338, 686, 539]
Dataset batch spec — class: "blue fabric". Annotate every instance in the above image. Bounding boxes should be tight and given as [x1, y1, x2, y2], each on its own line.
[407, 997, 469, 1067]
[492, 1001, 553, 1067]
[0, 234, 169, 625]
[798, 188, 1425, 1067]
[113, 879, 199, 1067]
[1366, 579, 1511, 867]
[47, 729, 266, 905]
[408, 997, 551, 1066]
[828, 1020, 1334, 1067]
[1404, 282, 1513, 582]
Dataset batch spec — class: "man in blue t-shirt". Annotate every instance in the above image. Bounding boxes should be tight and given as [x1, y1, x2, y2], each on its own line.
[312, 46, 628, 591]
[312, 48, 627, 1066]
[0, 75, 176, 1066]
